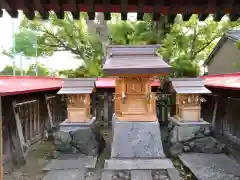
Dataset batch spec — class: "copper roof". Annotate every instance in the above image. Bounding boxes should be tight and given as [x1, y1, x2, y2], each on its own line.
[103, 45, 171, 76]
[57, 78, 96, 94]
[170, 78, 211, 94]
[1, 0, 239, 21]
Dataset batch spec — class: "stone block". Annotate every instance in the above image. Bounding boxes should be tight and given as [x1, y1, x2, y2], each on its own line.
[169, 117, 210, 143]
[54, 117, 106, 156]
[43, 169, 86, 180]
[104, 159, 174, 170]
[111, 114, 165, 158]
[131, 170, 152, 180]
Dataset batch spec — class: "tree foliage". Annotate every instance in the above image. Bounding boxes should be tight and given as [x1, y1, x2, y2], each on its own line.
[3, 13, 240, 78]
[0, 65, 21, 76]
[25, 63, 49, 76]
[160, 15, 240, 77]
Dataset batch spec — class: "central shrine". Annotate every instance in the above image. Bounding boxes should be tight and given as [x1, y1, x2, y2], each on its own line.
[104, 45, 171, 122]
[103, 45, 171, 159]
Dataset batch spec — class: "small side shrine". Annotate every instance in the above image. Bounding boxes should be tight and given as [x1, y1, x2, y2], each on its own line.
[57, 78, 96, 123]
[54, 78, 106, 156]
[168, 78, 212, 143]
[103, 45, 171, 159]
[169, 78, 211, 122]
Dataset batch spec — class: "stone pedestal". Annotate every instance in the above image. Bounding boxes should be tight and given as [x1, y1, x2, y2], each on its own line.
[111, 114, 166, 158]
[54, 117, 106, 156]
[169, 117, 210, 143]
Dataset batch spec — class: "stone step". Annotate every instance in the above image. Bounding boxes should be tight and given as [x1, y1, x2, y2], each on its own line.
[42, 156, 97, 171]
[101, 169, 179, 180]
[43, 169, 86, 180]
[131, 170, 153, 180]
[104, 159, 174, 170]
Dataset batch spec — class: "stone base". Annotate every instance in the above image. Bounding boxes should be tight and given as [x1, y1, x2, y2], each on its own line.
[111, 114, 166, 158]
[168, 117, 228, 157]
[54, 117, 106, 156]
[169, 117, 210, 143]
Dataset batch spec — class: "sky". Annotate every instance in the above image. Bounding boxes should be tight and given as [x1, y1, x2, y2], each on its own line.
[0, 10, 82, 71]
[0, 11, 137, 72]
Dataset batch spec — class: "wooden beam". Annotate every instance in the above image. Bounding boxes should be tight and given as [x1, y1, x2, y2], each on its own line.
[152, 0, 161, 21]
[23, 0, 35, 20]
[136, 0, 144, 21]
[35, 0, 49, 19]
[45, 95, 53, 129]
[69, 0, 79, 20]
[51, 0, 64, 19]
[1, 0, 18, 18]
[167, 13, 176, 24]
[12, 101, 26, 165]
[213, 10, 224, 21]
[86, 0, 95, 20]
[103, 0, 111, 20]
[182, 7, 192, 21]
[198, 12, 209, 21]
[228, 0, 239, 21]
[121, 0, 128, 20]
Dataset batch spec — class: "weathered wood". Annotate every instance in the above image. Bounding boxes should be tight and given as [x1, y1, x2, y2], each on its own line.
[211, 99, 219, 129]
[45, 94, 53, 129]
[0, 96, 2, 180]
[66, 94, 92, 122]
[12, 101, 26, 165]
[104, 91, 109, 122]
[114, 77, 158, 121]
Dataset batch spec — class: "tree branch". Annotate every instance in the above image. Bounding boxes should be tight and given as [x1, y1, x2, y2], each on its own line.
[38, 28, 84, 58]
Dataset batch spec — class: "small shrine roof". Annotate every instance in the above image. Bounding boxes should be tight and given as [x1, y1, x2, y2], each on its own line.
[103, 45, 171, 76]
[170, 78, 211, 94]
[57, 78, 96, 94]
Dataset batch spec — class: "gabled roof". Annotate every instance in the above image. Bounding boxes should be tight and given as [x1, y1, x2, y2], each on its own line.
[170, 78, 211, 94]
[57, 78, 96, 94]
[0, 76, 63, 96]
[204, 30, 240, 66]
[201, 73, 240, 90]
[103, 45, 171, 76]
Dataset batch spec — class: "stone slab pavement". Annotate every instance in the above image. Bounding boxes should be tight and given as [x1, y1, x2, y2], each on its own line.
[42, 155, 97, 171]
[131, 170, 152, 180]
[43, 169, 86, 180]
[179, 153, 240, 180]
[104, 159, 174, 170]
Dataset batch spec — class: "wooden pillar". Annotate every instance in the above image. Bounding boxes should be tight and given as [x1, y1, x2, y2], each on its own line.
[91, 92, 97, 117]
[0, 96, 2, 180]
[12, 101, 26, 165]
[104, 91, 109, 125]
[108, 93, 113, 125]
[45, 95, 53, 129]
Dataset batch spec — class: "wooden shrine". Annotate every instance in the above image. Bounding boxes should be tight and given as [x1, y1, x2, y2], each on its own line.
[170, 78, 211, 122]
[103, 45, 171, 121]
[57, 78, 96, 123]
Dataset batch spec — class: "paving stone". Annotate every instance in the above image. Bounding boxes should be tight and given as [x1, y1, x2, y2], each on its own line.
[101, 171, 114, 180]
[84, 156, 98, 168]
[131, 170, 153, 180]
[179, 153, 240, 180]
[42, 155, 98, 170]
[43, 169, 86, 180]
[42, 159, 85, 171]
[151, 170, 169, 180]
[104, 159, 174, 170]
[167, 168, 181, 180]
